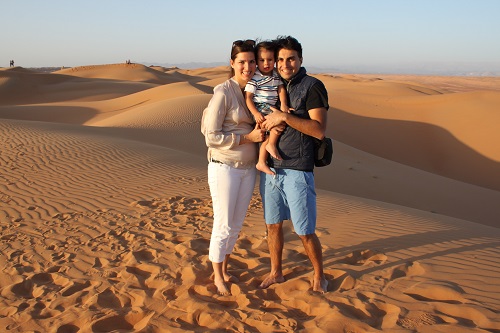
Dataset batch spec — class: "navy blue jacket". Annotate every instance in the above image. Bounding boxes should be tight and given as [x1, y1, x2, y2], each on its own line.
[268, 67, 327, 171]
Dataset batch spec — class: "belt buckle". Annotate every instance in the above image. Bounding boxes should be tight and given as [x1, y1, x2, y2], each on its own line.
[210, 158, 223, 164]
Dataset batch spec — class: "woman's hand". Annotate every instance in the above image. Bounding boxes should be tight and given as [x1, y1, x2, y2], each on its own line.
[241, 123, 266, 144]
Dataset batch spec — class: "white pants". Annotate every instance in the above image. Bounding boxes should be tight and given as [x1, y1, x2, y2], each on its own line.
[208, 162, 256, 263]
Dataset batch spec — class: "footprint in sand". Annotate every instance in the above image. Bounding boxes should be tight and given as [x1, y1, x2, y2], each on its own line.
[341, 249, 387, 266]
[56, 323, 80, 333]
[61, 280, 92, 297]
[324, 269, 357, 292]
[388, 261, 425, 280]
[91, 311, 155, 332]
[170, 235, 192, 244]
[187, 284, 243, 308]
[338, 297, 402, 330]
[93, 257, 109, 268]
[96, 287, 124, 308]
[130, 199, 158, 209]
[273, 276, 311, 295]
[6, 272, 69, 299]
[398, 311, 443, 329]
[172, 237, 209, 259]
[403, 281, 466, 304]
[132, 249, 157, 262]
[1, 233, 17, 241]
[162, 288, 177, 301]
[9, 279, 39, 299]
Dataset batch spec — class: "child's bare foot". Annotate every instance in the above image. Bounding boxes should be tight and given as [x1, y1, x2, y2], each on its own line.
[257, 162, 275, 175]
[224, 273, 239, 283]
[266, 145, 282, 160]
[214, 280, 231, 296]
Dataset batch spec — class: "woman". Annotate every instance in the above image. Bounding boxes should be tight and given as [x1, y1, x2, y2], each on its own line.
[201, 39, 266, 295]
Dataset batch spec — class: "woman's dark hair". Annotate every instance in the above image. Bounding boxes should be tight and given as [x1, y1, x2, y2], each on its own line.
[229, 39, 255, 77]
[274, 35, 302, 59]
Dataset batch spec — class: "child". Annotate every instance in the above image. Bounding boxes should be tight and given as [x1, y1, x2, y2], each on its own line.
[245, 41, 289, 175]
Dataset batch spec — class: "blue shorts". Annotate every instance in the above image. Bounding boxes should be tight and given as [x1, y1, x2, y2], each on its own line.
[259, 168, 317, 235]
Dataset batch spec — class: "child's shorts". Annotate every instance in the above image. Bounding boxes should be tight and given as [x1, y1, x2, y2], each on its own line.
[255, 102, 272, 115]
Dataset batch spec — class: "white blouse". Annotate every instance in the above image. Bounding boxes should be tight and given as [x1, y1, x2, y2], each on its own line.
[201, 78, 258, 169]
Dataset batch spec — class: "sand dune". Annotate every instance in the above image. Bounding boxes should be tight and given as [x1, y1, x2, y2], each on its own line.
[322, 74, 500, 191]
[0, 66, 158, 105]
[54, 63, 183, 85]
[0, 64, 499, 332]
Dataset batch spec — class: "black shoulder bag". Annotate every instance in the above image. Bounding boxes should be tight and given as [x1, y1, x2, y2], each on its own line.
[314, 137, 333, 167]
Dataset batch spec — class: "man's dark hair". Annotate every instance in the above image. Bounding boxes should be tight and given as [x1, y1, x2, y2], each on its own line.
[274, 36, 302, 59]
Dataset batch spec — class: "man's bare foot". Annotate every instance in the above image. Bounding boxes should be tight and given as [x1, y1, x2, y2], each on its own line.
[256, 162, 275, 175]
[266, 145, 282, 160]
[313, 277, 328, 294]
[258, 274, 285, 289]
[224, 273, 239, 283]
[214, 280, 231, 296]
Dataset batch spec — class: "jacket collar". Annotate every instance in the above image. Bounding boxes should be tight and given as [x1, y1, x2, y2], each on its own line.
[284, 67, 307, 85]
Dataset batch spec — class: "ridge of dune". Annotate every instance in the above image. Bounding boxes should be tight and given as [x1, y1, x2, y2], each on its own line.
[86, 93, 212, 156]
[83, 81, 211, 125]
[0, 66, 41, 74]
[54, 63, 183, 84]
[89, 94, 212, 128]
[0, 81, 210, 127]
[353, 73, 500, 93]
[177, 65, 230, 79]
[149, 65, 179, 72]
[0, 68, 156, 105]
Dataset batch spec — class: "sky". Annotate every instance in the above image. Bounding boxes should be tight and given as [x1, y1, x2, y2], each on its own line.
[2, 0, 500, 75]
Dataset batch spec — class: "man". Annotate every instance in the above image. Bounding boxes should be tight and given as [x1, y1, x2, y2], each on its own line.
[259, 36, 329, 293]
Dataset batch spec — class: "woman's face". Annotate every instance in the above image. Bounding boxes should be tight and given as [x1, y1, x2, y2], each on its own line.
[230, 51, 256, 87]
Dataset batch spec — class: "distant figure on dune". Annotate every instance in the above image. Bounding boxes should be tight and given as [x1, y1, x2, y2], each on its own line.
[10, 60, 14, 67]
[201, 39, 266, 296]
[125, 59, 131, 65]
[258, 36, 330, 294]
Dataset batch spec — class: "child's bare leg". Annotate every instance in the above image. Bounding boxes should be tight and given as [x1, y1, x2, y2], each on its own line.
[256, 139, 275, 175]
[266, 131, 282, 160]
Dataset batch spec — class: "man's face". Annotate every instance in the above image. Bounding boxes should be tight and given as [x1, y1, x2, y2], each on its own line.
[276, 48, 302, 80]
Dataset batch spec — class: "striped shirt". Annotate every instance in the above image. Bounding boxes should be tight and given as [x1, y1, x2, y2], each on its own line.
[244, 69, 283, 106]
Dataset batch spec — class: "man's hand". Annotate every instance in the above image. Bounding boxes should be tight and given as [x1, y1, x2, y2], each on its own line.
[262, 107, 287, 131]
[263, 107, 327, 139]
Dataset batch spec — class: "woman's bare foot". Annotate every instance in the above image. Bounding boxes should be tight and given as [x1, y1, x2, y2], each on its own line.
[224, 272, 239, 283]
[214, 279, 231, 296]
[258, 274, 285, 289]
[257, 162, 275, 175]
[266, 145, 282, 160]
[313, 277, 328, 294]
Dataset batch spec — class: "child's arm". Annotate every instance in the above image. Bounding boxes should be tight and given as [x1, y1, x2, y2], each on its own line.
[278, 85, 290, 113]
[245, 92, 265, 124]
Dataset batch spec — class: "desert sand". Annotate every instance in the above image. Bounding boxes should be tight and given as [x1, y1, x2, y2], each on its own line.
[1, 63, 499, 332]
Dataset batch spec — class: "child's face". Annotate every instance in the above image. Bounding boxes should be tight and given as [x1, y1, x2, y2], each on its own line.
[257, 49, 275, 76]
